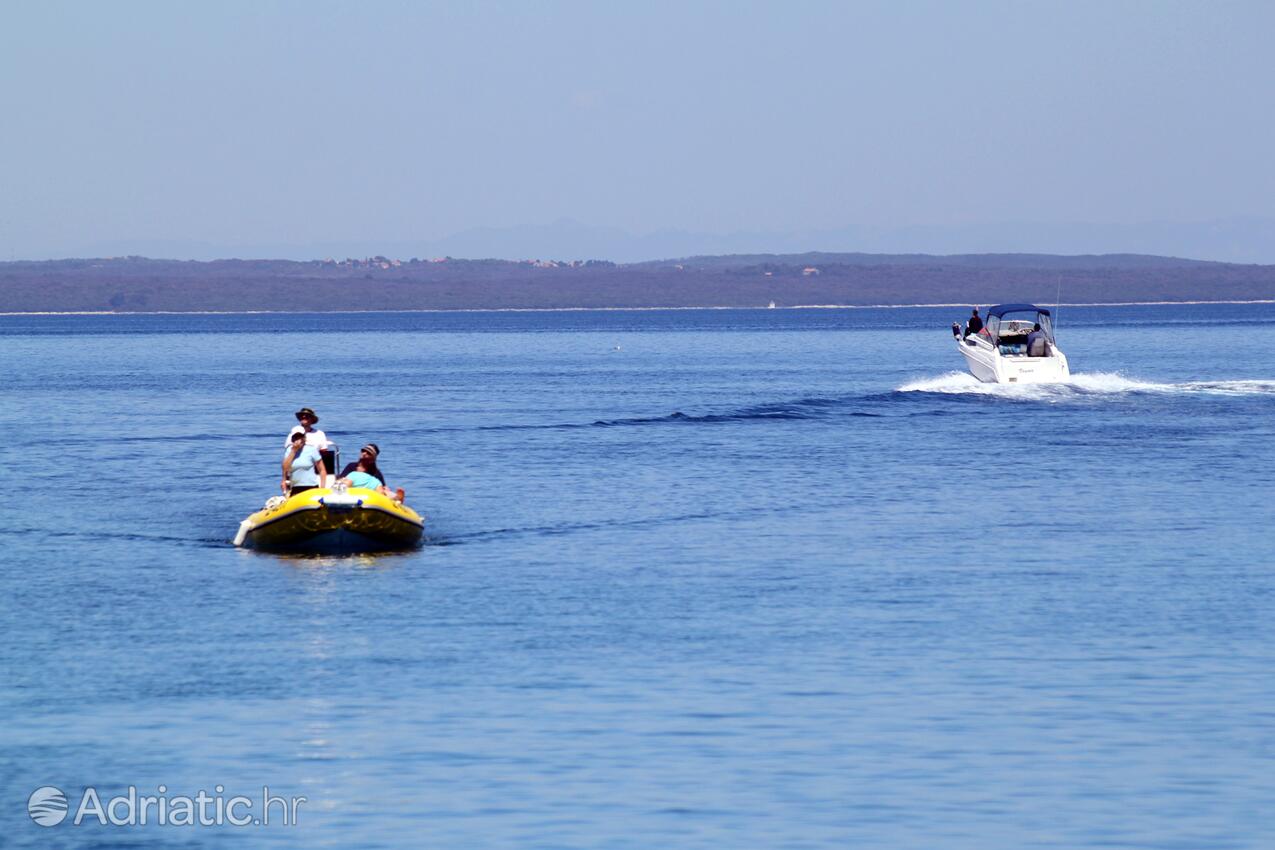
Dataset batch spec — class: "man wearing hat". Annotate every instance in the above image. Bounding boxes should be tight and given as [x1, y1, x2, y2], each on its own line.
[285, 407, 330, 450]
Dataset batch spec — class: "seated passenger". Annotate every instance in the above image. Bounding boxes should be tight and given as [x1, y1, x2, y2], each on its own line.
[340, 443, 386, 486]
[1026, 323, 1050, 357]
[338, 443, 405, 502]
[282, 430, 328, 495]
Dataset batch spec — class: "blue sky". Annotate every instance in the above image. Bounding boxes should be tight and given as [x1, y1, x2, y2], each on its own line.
[2, 1, 1274, 261]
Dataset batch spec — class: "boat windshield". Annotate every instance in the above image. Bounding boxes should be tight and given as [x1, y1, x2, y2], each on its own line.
[986, 310, 1054, 344]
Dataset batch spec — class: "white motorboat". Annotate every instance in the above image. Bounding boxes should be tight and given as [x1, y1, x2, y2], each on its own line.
[952, 303, 1070, 384]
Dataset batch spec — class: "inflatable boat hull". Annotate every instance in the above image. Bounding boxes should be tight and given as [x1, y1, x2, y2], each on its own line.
[236, 488, 424, 553]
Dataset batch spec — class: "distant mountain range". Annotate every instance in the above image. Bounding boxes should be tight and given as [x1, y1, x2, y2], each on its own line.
[3, 252, 1274, 313]
[31, 215, 1275, 266]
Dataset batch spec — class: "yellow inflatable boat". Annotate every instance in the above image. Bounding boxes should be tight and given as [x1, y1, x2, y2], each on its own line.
[234, 487, 424, 553]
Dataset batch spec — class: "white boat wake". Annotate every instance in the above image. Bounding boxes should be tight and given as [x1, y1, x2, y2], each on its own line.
[897, 372, 1275, 399]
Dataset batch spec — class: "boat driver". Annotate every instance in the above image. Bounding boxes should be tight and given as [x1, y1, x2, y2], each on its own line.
[286, 407, 330, 449]
[282, 430, 328, 495]
[1026, 323, 1050, 357]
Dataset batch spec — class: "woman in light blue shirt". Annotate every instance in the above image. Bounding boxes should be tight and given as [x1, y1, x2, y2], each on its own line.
[345, 470, 382, 490]
[282, 430, 328, 495]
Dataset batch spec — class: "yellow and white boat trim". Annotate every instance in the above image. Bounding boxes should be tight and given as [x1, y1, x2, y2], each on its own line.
[234, 487, 424, 553]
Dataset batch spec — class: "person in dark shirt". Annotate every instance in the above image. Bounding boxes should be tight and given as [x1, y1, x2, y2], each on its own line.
[965, 308, 983, 337]
[339, 443, 386, 485]
[338, 443, 406, 502]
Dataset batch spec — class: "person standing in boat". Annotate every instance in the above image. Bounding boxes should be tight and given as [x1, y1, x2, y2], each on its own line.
[285, 407, 330, 449]
[282, 430, 328, 495]
[965, 307, 984, 337]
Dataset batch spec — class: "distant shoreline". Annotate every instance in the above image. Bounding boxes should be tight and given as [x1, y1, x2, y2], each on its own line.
[6, 253, 1274, 311]
[3, 299, 1275, 317]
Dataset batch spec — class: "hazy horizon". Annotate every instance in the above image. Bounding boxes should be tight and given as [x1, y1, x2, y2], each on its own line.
[10, 214, 1275, 266]
[4, 2, 1274, 262]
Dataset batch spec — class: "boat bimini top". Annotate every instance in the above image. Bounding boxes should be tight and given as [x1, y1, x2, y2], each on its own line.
[982, 304, 1056, 344]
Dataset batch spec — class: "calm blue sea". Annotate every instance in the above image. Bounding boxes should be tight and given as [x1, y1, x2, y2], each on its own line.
[3, 304, 1274, 849]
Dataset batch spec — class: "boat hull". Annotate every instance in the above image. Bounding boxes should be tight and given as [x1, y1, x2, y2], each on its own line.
[236, 488, 424, 553]
[958, 338, 1070, 384]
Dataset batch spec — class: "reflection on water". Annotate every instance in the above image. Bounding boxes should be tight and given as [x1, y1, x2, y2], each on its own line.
[267, 551, 411, 569]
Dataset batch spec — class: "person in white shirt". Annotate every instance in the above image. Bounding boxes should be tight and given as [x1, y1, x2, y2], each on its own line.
[286, 407, 330, 449]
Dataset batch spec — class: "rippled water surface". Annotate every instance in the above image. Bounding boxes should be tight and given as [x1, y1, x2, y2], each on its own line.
[3, 305, 1274, 848]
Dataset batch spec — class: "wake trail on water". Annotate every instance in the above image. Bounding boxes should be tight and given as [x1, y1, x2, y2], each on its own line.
[376, 396, 879, 437]
[591, 397, 879, 427]
[378, 373, 1275, 442]
[896, 372, 1275, 400]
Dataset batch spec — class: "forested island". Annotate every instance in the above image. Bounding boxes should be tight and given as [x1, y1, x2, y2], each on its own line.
[2, 252, 1274, 312]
